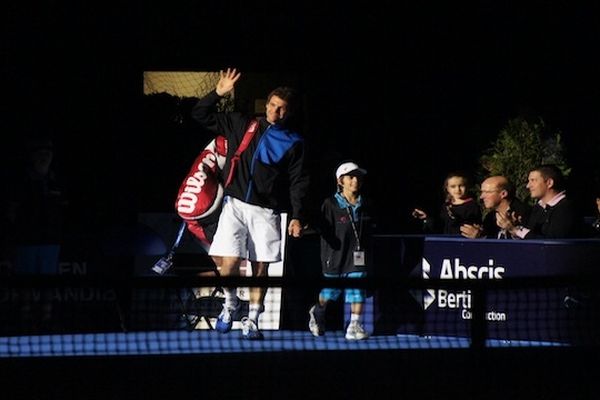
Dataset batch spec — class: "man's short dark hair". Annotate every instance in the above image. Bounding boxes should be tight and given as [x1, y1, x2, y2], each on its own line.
[534, 164, 566, 192]
[267, 86, 297, 112]
[267, 86, 300, 128]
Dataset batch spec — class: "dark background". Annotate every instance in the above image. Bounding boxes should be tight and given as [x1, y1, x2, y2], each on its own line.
[3, 2, 600, 234]
[2, 4, 600, 399]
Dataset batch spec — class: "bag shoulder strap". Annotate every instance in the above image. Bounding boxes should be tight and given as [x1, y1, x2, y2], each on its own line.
[235, 119, 259, 156]
[224, 119, 259, 187]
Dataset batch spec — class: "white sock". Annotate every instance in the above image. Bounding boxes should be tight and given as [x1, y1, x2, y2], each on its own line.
[248, 303, 262, 323]
[350, 313, 361, 323]
[224, 288, 238, 310]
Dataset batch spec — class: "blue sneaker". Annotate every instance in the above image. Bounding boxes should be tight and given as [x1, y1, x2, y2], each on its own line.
[215, 300, 241, 333]
[241, 317, 264, 340]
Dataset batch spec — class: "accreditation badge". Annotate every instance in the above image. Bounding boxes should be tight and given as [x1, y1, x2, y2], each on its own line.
[353, 250, 366, 266]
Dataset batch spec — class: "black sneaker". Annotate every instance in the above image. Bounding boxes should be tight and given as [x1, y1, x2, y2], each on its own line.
[308, 305, 325, 337]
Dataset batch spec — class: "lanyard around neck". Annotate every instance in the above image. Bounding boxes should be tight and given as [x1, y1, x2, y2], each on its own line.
[345, 206, 362, 251]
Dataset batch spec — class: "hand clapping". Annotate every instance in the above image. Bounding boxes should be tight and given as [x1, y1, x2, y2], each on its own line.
[496, 210, 517, 230]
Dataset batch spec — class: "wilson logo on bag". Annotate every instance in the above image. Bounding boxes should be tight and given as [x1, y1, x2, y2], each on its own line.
[175, 119, 258, 222]
[175, 136, 228, 221]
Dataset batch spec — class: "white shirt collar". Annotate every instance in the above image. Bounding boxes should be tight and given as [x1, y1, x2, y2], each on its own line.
[538, 191, 566, 208]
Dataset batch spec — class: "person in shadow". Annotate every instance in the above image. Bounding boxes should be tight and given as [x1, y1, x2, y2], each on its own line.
[4, 137, 69, 329]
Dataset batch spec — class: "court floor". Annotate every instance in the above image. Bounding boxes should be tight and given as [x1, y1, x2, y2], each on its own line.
[0, 329, 567, 358]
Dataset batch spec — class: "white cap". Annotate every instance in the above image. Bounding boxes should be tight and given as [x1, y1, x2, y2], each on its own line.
[335, 162, 367, 179]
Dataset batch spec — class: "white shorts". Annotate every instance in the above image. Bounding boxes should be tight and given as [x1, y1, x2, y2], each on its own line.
[209, 196, 282, 263]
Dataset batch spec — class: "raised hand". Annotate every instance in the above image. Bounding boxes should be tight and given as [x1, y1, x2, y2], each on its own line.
[215, 68, 241, 96]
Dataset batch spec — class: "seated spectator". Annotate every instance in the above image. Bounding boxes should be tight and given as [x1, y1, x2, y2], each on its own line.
[412, 171, 482, 235]
[497, 164, 583, 239]
[5, 138, 69, 275]
[460, 175, 531, 239]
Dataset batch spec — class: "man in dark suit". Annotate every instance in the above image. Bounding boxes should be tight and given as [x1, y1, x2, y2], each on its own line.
[497, 164, 583, 239]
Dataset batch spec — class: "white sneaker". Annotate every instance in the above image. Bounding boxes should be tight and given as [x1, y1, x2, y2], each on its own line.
[345, 321, 369, 340]
[241, 317, 264, 340]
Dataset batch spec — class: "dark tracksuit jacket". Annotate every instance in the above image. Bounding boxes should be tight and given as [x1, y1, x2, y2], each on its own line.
[191, 90, 309, 222]
[319, 194, 370, 275]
